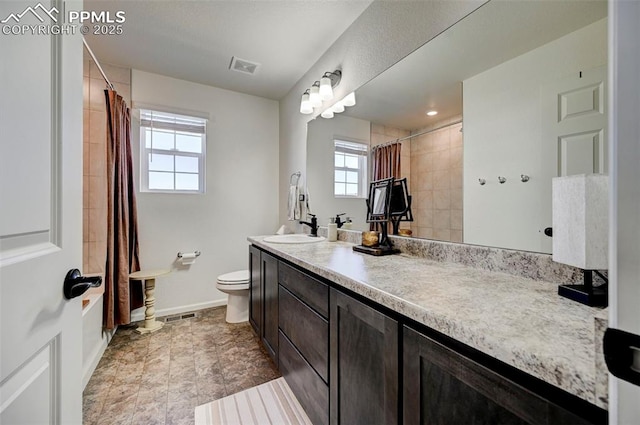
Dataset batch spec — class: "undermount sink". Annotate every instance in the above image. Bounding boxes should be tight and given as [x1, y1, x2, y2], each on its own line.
[263, 234, 326, 244]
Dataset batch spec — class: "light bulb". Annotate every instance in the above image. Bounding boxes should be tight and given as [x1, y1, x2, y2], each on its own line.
[331, 100, 345, 113]
[319, 76, 334, 101]
[321, 109, 334, 119]
[309, 82, 322, 107]
[300, 92, 313, 114]
[342, 92, 356, 107]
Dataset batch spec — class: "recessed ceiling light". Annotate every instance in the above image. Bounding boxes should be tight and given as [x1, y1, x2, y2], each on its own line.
[426, 110, 438, 116]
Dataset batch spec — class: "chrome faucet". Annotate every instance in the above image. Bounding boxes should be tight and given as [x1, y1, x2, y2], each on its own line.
[299, 214, 319, 237]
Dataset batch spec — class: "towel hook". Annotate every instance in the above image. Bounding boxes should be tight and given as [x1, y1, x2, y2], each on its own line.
[478, 178, 486, 186]
[498, 176, 507, 184]
[177, 251, 201, 258]
[521, 174, 530, 183]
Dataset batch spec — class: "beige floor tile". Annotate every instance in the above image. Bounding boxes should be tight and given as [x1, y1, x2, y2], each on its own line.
[83, 306, 279, 425]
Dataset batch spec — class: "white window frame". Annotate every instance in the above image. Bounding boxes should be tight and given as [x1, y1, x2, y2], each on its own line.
[139, 109, 206, 194]
[334, 139, 368, 198]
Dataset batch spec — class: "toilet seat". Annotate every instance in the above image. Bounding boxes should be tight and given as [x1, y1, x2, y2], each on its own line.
[217, 270, 249, 284]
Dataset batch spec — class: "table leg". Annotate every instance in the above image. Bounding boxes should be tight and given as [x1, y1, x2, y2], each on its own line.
[136, 278, 164, 334]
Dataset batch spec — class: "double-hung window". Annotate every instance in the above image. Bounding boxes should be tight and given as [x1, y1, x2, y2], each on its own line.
[140, 109, 206, 193]
[334, 139, 368, 198]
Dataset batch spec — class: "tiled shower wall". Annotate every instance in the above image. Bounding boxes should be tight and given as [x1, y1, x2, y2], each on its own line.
[409, 119, 463, 242]
[370, 124, 412, 231]
[82, 54, 131, 286]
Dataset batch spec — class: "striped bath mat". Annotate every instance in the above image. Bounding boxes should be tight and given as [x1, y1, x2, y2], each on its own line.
[195, 378, 312, 425]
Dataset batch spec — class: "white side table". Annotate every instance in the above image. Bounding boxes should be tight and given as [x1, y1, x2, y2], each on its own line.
[130, 269, 171, 334]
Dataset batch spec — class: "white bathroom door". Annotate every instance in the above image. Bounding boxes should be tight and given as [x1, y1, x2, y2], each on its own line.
[540, 65, 607, 253]
[0, 0, 84, 423]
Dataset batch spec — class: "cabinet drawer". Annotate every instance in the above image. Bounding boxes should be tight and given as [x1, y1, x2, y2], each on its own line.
[279, 286, 329, 382]
[279, 331, 329, 425]
[278, 262, 328, 318]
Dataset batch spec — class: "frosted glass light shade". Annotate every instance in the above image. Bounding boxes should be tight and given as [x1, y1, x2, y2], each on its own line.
[331, 100, 345, 113]
[321, 109, 334, 119]
[300, 92, 313, 114]
[319, 76, 333, 101]
[552, 174, 608, 269]
[342, 92, 356, 107]
[309, 84, 322, 107]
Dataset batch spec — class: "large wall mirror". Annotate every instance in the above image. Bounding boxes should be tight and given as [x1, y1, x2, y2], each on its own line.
[306, 0, 607, 253]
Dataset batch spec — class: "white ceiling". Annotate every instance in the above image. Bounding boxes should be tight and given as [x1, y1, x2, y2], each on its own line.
[84, 0, 372, 100]
[344, 0, 607, 130]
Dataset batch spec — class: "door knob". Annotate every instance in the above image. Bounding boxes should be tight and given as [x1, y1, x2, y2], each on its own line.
[63, 269, 102, 300]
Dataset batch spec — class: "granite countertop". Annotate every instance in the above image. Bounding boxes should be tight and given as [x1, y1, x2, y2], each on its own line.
[248, 236, 607, 409]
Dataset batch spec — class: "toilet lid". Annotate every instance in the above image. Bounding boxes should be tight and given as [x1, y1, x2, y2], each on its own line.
[217, 270, 250, 284]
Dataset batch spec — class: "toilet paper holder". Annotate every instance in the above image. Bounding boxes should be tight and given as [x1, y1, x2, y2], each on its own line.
[177, 251, 201, 258]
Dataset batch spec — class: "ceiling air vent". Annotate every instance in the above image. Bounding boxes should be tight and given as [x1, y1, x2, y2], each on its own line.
[229, 56, 260, 75]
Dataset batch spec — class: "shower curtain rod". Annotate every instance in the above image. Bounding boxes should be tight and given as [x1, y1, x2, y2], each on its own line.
[374, 120, 463, 148]
[82, 37, 115, 91]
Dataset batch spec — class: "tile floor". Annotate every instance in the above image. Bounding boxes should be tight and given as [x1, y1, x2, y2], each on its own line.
[83, 307, 280, 425]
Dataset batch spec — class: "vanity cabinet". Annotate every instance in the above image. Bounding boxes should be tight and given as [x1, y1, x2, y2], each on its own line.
[249, 245, 605, 425]
[248, 246, 278, 363]
[403, 326, 591, 425]
[330, 288, 399, 425]
[262, 252, 279, 363]
[248, 245, 261, 335]
[278, 262, 329, 425]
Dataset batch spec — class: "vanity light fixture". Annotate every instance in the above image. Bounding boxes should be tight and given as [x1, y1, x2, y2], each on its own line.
[426, 110, 438, 116]
[342, 92, 356, 107]
[321, 109, 334, 119]
[299, 70, 344, 114]
[320, 93, 356, 119]
[309, 81, 322, 107]
[320, 70, 341, 100]
[300, 90, 313, 114]
[331, 100, 345, 113]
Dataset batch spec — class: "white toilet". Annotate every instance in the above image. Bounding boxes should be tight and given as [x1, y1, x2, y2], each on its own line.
[216, 270, 250, 323]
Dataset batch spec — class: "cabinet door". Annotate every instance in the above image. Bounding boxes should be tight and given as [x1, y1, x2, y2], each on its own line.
[262, 251, 279, 363]
[249, 246, 262, 335]
[403, 326, 591, 425]
[330, 289, 399, 425]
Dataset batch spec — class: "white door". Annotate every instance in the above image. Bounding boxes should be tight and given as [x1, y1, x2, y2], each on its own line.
[540, 65, 607, 253]
[0, 0, 84, 423]
[607, 0, 640, 423]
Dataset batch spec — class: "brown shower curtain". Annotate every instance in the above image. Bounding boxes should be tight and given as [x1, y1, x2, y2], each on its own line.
[371, 141, 402, 181]
[104, 89, 143, 329]
[370, 142, 402, 231]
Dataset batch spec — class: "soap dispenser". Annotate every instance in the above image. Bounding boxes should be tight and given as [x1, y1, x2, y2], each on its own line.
[328, 217, 338, 242]
[343, 217, 353, 230]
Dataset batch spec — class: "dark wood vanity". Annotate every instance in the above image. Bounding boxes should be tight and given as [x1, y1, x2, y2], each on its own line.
[248, 244, 607, 425]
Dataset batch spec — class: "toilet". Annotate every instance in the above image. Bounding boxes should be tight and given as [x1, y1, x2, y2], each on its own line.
[216, 270, 250, 323]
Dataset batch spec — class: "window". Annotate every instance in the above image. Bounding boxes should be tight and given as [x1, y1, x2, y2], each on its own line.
[334, 139, 368, 198]
[140, 109, 206, 193]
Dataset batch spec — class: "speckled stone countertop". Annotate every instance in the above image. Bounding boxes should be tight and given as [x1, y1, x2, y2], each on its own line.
[248, 236, 607, 409]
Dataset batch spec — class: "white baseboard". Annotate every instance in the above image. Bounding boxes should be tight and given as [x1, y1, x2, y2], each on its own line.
[130, 298, 227, 322]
